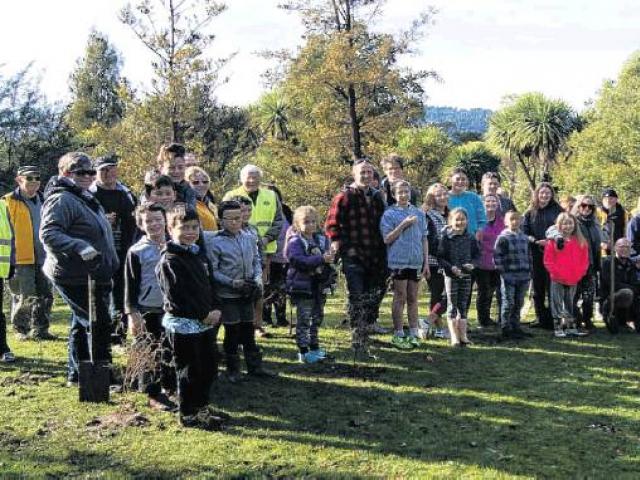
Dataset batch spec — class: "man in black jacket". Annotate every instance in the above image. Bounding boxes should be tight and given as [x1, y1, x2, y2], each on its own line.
[90, 154, 137, 342]
[601, 238, 640, 331]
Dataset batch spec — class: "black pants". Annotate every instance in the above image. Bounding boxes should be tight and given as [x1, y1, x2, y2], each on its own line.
[426, 269, 446, 315]
[475, 269, 501, 325]
[0, 281, 9, 355]
[223, 322, 259, 356]
[531, 250, 553, 328]
[167, 328, 217, 416]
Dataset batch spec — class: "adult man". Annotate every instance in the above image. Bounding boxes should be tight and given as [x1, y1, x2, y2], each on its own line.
[481, 172, 516, 213]
[157, 143, 197, 208]
[89, 154, 137, 341]
[600, 238, 640, 331]
[448, 168, 487, 239]
[0, 198, 15, 362]
[379, 153, 420, 206]
[223, 165, 284, 335]
[325, 159, 387, 360]
[40, 152, 119, 386]
[4, 166, 54, 340]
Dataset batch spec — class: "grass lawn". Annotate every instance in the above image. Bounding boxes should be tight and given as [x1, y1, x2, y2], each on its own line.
[1, 288, 640, 479]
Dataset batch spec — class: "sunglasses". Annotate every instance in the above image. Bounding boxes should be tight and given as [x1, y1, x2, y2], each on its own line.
[73, 169, 97, 176]
[580, 203, 595, 209]
[24, 176, 40, 182]
[191, 180, 210, 185]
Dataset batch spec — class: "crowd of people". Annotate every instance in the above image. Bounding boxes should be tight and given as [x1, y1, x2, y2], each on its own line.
[0, 145, 639, 430]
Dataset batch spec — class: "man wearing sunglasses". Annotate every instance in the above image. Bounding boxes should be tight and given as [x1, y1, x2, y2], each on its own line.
[4, 166, 55, 341]
[40, 152, 119, 386]
[90, 154, 137, 343]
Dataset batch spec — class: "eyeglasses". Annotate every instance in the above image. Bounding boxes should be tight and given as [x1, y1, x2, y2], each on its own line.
[191, 180, 210, 185]
[73, 169, 97, 177]
[24, 176, 40, 182]
[579, 203, 595, 209]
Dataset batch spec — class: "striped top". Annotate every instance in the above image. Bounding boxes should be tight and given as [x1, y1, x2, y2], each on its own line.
[380, 204, 429, 270]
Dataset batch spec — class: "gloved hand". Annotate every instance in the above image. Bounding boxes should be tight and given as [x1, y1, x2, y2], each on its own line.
[79, 246, 99, 261]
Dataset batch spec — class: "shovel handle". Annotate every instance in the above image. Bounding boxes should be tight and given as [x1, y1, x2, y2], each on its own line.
[88, 273, 96, 364]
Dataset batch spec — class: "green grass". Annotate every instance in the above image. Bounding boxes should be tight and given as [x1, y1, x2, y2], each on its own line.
[1, 290, 640, 479]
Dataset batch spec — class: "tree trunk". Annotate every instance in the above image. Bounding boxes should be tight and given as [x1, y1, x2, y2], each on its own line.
[516, 153, 537, 191]
[347, 84, 362, 159]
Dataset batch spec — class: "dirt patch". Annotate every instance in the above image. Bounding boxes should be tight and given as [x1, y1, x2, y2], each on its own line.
[86, 411, 150, 430]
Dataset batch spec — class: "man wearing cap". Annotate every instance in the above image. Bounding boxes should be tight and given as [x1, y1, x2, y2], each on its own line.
[598, 188, 629, 254]
[4, 166, 54, 340]
[40, 152, 119, 386]
[90, 154, 137, 341]
[601, 238, 640, 331]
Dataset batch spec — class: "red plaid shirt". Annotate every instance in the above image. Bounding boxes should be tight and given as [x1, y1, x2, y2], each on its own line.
[325, 185, 387, 270]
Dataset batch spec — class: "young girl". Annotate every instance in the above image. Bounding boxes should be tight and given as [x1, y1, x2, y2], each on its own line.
[437, 208, 480, 347]
[543, 212, 589, 337]
[285, 206, 334, 363]
[423, 183, 449, 338]
[380, 180, 429, 349]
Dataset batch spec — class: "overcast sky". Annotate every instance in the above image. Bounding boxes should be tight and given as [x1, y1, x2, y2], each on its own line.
[2, 0, 638, 111]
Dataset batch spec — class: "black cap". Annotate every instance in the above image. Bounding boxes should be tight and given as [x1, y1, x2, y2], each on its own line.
[16, 165, 39, 176]
[602, 188, 618, 198]
[94, 153, 119, 170]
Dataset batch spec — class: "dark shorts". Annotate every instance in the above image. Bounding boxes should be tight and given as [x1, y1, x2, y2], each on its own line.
[390, 268, 420, 282]
[220, 298, 254, 325]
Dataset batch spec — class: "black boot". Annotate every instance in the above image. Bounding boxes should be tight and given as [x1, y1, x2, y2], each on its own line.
[226, 353, 242, 383]
[244, 350, 277, 378]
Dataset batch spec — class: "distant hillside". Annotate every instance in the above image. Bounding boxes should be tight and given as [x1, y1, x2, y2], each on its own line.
[424, 107, 493, 134]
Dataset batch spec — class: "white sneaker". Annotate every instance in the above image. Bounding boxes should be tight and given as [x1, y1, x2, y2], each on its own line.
[554, 328, 567, 338]
[418, 318, 431, 338]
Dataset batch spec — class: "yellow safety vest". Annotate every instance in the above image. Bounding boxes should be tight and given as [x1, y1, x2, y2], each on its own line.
[223, 186, 278, 254]
[0, 199, 14, 278]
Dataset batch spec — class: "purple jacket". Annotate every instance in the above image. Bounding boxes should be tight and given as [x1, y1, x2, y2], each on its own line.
[478, 215, 505, 270]
[284, 232, 329, 295]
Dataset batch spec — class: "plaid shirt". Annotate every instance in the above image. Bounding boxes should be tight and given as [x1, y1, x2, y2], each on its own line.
[325, 185, 386, 270]
[494, 228, 531, 283]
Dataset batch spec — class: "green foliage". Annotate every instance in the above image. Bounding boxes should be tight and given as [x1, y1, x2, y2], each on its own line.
[555, 51, 640, 206]
[0, 67, 75, 191]
[487, 92, 577, 190]
[66, 31, 125, 135]
[390, 125, 453, 187]
[446, 141, 501, 191]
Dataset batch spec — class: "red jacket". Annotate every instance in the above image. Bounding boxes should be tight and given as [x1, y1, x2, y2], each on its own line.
[543, 237, 589, 286]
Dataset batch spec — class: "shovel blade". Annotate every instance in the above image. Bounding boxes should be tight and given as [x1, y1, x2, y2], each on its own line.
[79, 360, 110, 403]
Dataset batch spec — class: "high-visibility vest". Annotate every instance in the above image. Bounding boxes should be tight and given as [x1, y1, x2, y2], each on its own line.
[4, 191, 36, 264]
[0, 199, 14, 279]
[223, 186, 278, 254]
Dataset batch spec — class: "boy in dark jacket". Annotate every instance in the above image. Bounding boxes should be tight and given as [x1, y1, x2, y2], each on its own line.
[156, 206, 222, 429]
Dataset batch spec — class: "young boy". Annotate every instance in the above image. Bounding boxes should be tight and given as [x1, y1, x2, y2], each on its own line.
[157, 143, 196, 208]
[205, 201, 275, 382]
[229, 195, 268, 337]
[145, 175, 177, 211]
[494, 210, 533, 340]
[124, 203, 175, 411]
[156, 206, 222, 429]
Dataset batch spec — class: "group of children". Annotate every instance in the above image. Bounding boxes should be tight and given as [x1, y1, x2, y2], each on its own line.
[125, 195, 334, 429]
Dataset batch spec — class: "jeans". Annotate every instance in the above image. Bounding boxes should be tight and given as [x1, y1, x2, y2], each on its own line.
[574, 273, 596, 327]
[500, 279, 529, 330]
[292, 293, 325, 352]
[342, 257, 387, 350]
[54, 282, 112, 382]
[109, 259, 127, 337]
